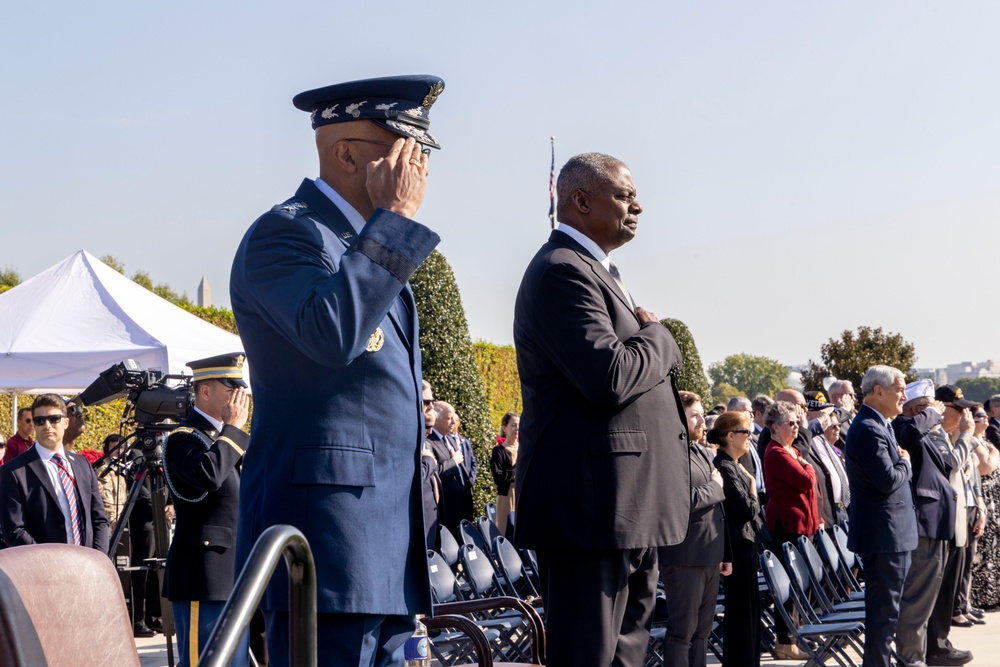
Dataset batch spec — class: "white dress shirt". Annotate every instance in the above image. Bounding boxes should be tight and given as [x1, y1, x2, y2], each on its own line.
[34, 442, 75, 542]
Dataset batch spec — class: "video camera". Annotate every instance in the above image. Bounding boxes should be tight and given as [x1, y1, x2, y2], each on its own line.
[76, 359, 193, 425]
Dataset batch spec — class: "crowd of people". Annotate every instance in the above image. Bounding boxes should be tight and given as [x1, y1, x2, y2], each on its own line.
[4, 70, 1000, 667]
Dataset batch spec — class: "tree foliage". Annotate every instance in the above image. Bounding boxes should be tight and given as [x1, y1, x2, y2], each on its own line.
[955, 377, 1000, 404]
[0, 267, 21, 295]
[800, 326, 917, 392]
[100, 255, 126, 274]
[411, 250, 494, 512]
[661, 318, 710, 398]
[473, 341, 521, 434]
[710, 382, 744, 405]
[708, 353, 788, 400]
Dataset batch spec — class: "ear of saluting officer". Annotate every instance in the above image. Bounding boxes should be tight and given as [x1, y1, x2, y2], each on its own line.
[292, 74, 445, 149]
[186, 353, 247, 388]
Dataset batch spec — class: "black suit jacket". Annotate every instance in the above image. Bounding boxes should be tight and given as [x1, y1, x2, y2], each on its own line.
[845, 404, 917, 555]
[0, 446, 109, 552]
[660, 444, 730, 566]
[513, 230, 691, 551]
[986, 417, 1000, 449]
[427, 430, 474, 530]
[162, 410, 247, 602]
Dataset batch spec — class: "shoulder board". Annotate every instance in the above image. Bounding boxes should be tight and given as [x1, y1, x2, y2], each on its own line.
[271, 198, 311, 216]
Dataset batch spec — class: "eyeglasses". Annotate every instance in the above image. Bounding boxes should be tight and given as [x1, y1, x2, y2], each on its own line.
[731, 429, 752, 435]
[32, 414, 66, 426]
[778, 420, 800, 428]
[826, 422, 842, 429]
[422, 399, 434, 407]
[67, 404, 83, 417]
[341, 138, 432, 156]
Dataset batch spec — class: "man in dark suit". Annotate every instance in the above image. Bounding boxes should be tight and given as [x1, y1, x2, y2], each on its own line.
[984, 394, 1000, 448]
[892, 380, 974, 667]
[513, 152, 691, 666]
[230, 75, 443, 667]
[427, 400, 476, 531]
[844, 365, 917, 667]
[0, 394, 109, 552]
[162, 354, 251, 667]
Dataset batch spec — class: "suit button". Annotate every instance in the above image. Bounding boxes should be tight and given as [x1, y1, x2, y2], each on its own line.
[679, 433, 686, 440]
[203, 541, 210, 546]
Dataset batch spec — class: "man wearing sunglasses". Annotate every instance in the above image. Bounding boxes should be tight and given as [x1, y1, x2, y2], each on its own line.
[0, 394, 109, 551]
[230, 75, 445, 666]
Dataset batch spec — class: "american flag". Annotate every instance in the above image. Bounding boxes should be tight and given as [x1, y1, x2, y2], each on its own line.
[548, 136, 555, 228]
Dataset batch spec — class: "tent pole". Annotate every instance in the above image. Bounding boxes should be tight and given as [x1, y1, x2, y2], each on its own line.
[10, 391, 16, 433]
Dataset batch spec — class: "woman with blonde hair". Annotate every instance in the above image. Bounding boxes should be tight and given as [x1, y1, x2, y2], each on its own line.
[490, 412, 520, 534]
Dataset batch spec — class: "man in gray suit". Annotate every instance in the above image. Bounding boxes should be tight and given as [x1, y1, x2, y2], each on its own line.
[513, 152, 691, 666]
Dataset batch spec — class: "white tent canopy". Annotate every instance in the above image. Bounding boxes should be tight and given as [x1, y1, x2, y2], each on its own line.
[0, 250, 247, 395]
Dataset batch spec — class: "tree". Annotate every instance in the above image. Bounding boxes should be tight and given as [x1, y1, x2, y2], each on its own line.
[800, 326, 917, 392]
[955, 377, 1000, 404]
[661, 318, 710, 399]
[708, 354, 788, 400]
[710, 382, 744, 405]
[473, 341, 521, 433]
[411, 250, 494, 513]
[100, 254, 126, 274]
[0, 267, 20, 295]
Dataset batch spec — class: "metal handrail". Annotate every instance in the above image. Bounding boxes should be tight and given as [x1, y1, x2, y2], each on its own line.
[198, 525, 317, 667]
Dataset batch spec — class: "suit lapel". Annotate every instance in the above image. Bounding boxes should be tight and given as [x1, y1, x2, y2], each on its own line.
[548, 231, 637, 321]
[26, 449, 63, 510]
[296, 178, 412, 347]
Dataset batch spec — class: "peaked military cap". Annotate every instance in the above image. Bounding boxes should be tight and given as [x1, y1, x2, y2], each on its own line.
[292, 74, 445, 149]
[187, 352, 248, 388]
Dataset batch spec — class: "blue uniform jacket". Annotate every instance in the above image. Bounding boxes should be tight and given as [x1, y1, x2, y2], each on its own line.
[892, 409, 959, 541]
[845, 404, 918, 555]
[230, 178, 438, 615]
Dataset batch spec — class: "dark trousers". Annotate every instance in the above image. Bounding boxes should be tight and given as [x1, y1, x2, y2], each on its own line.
[536, 546, 657, 667]
[927, 539, 963, 657]
[860, 550, 911, 667]
[896, 536, 947, 665]
[264, 611, 414, 667]
[954, 512, 977, 615]
[128, 502, 161, 625]
[661, 563, 720, 667]
[722, 540, 761, 667]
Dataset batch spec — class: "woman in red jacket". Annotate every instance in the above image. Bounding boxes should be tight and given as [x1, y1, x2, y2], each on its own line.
[763, 400, 820, 659]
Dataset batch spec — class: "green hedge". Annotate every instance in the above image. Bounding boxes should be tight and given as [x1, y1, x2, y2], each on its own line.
[472, 341, 521, 434]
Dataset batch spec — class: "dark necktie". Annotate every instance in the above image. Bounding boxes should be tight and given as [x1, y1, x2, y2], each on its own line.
[607, 258, 635, 310]
[51, 453, 83, 545]
[447, 435, 466, 487]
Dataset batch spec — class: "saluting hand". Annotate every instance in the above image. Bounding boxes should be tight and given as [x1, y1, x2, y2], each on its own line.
[366, 137, 428, 219]
[222, 388, 250, 431]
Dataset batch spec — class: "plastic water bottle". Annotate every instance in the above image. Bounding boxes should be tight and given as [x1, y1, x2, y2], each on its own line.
[403, 616, 430, 667]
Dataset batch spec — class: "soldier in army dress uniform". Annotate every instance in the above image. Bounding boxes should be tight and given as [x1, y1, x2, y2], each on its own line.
[162, 353, 251, 667]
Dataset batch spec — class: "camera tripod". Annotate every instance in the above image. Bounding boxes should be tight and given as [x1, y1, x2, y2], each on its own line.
[97, 426, 178, 667]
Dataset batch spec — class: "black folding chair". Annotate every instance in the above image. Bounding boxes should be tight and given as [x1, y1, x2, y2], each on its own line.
[760, 550, 864, 667]
[822, 527, 865, 598]
[459, 519, 493, 558]
[783, 543, 865, 624]
[798, 536, 864, 612]
[484, 501, 497, 526]
[491, 536, 541, 603]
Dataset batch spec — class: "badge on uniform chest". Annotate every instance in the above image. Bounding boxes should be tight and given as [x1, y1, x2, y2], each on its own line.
[367, 327, 384, 352]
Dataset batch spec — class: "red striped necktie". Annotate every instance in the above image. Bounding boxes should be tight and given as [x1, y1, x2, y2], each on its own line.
[50, 453, 83, 545]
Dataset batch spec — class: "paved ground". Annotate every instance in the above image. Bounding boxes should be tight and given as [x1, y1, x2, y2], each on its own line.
[135, 611, 1000, 666]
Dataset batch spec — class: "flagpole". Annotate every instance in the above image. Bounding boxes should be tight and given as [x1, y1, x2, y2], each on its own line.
[548, 136, 556, 229]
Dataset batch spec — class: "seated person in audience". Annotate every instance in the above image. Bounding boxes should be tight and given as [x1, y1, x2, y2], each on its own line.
[0, 393, 109, 551]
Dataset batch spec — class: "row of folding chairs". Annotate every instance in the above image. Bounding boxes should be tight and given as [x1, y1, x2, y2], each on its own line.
[426, 508, 544, 665]
[757, 525, 871, 666]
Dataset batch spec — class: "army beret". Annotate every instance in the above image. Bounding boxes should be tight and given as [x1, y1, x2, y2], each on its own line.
[292, 74, 444, 149]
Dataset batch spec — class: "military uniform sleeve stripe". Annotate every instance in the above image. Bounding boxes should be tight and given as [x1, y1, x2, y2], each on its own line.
[218, 436, 245, 457]
[354, 236, 417, 284]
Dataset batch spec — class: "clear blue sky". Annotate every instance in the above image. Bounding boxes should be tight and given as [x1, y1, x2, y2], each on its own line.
[3, 2, 998, 370]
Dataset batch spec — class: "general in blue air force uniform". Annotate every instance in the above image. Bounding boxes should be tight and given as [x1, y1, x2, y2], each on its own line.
[162, 353, 252, 667]
[229, 75, 444, 667]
